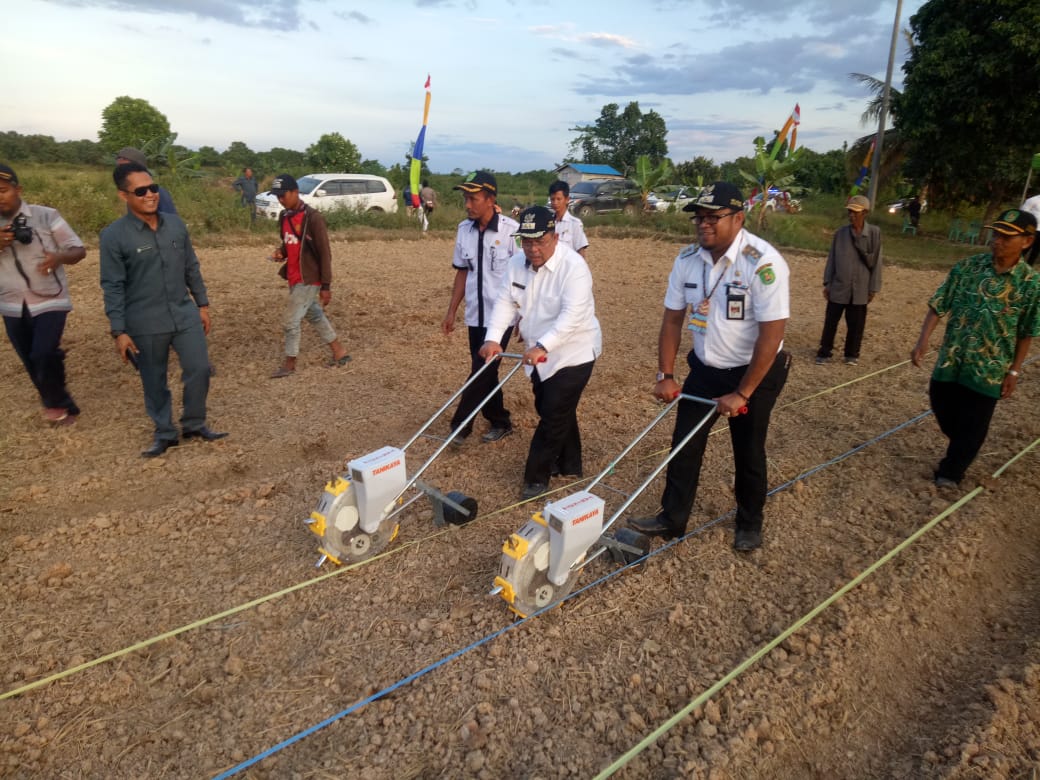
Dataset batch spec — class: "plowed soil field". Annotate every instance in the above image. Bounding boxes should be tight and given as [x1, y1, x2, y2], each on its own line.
[2, 235, 1038, 779]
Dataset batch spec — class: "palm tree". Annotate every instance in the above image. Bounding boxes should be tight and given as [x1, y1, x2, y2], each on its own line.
[847, 73, 909, 191]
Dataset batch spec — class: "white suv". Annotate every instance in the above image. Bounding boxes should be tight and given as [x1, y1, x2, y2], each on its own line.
[255, 173, 398, 219]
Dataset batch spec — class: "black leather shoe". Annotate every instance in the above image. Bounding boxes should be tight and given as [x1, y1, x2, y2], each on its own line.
[520, 482, 549, 501]
[628, 515, 681, 540]
[142, 438, 178, 458]
[733, 528, 762, 551]
[481, 426, 513, 443]
[182, 426, 229, 442]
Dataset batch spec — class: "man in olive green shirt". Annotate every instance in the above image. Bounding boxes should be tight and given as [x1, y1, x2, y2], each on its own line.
[911, 208, 1039, 486]
[100, 162, 227, 458]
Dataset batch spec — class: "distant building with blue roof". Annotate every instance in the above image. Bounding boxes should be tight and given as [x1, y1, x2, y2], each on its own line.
[553, 163, 624, 186]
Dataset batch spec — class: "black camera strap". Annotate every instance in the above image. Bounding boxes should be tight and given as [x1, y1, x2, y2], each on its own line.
[7, 231, 64, 299]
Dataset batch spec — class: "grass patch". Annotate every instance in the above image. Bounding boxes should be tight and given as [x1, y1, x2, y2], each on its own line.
[6, 163, 1001, 269]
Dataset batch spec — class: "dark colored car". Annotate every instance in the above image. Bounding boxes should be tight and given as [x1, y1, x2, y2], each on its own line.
[568, 179, 642, 217]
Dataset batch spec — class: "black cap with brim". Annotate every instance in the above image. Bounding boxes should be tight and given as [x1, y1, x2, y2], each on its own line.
[683, 181, 745, 212]
[516, 206, 556, 238]
[270, 173, 299, 195]
[0, 164, 18, 185]
[987, 207, 1037, 236]
[453, 170, 497, 195]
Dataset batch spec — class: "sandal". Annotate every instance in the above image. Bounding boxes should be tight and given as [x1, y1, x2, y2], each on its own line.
[42, 407, 70, 424]
[328, 355, 352, 367]
[270, 366, 295, 379]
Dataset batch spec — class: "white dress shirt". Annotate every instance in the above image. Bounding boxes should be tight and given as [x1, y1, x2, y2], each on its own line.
[554, 210, 589, 253]
[485, 242, 602, 380]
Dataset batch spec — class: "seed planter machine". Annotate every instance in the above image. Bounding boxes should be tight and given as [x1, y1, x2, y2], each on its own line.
[492, 394, 728, 617]
[305, 354, 528, 567]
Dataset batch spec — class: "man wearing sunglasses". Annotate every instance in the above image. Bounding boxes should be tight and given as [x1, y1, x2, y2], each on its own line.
[100, 162, 227, 458]
[628, 182, 790, 552]
[0, 163, 87, 425]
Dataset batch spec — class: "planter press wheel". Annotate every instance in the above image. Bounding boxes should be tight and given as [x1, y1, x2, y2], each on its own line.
[442, 491, 478, 526]
[510, 538, 582, 618]
[329, 519, 399, 564]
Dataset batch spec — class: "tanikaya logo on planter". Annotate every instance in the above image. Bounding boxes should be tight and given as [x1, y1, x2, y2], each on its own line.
[372, 459, 401, 476]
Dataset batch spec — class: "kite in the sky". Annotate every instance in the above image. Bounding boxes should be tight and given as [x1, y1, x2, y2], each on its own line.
[409, 75, 431, 211]
[769, 103, 800, 161]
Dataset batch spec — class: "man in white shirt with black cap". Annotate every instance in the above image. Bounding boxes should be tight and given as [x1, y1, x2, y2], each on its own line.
[480, 205, 602, 500]
[442, 171, 519, 444]
[629, 182, 790, 551]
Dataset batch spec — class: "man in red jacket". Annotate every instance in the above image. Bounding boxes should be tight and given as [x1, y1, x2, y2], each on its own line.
[268, 174, 351, 378]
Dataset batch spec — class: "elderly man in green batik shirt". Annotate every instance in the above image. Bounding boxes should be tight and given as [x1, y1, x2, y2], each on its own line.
[911, 208, 1039, 487]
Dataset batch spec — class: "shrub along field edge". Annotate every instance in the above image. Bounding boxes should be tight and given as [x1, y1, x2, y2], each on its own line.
[9, 163, 985, 269]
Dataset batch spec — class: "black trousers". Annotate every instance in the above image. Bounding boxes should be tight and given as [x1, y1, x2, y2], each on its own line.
[4, 304, 78, 414]
[929, 379, 998, 483]
[817, 301, 868, 359]
[525, 360, 595, 484]
[450, 325, 513, 435]
[659, 350, 790, 534]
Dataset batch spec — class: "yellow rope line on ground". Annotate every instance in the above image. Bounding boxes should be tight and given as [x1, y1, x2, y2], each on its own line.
[0, 534, 445, 701]
[594, 435, 1040, 779]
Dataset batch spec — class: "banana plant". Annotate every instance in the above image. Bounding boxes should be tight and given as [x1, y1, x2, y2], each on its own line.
[632, 154, 673, 212]
[739, 137, 804, 227]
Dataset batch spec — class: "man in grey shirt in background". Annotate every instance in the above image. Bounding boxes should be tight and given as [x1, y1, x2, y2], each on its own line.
[815, 194, 882, 366]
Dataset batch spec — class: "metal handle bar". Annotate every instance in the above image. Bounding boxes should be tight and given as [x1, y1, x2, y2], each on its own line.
[392, 353, 527, 508]
[399, 352, 526, 452]
[594, 397, 723, 536]
[585, 393, 718, 492]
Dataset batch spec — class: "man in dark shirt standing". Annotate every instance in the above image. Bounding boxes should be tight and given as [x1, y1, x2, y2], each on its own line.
[100, 162, 227, 457]
[233, 167, 259, 224]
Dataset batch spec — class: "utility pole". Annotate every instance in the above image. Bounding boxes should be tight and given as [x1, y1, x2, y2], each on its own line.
[867, 0, 904, 209]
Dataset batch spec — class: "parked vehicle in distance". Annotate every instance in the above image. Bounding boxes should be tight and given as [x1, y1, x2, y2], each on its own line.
[567, 179, 642, 217]
[647, 185, 699, 212]
[886, 197, 927, 214]
[254, 173, 398, 219]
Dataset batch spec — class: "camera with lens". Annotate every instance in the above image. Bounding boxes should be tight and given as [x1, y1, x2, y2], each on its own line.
[5, 215, 33, 245]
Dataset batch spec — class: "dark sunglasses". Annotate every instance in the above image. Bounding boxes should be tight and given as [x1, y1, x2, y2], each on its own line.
[124, 183, 160, 197]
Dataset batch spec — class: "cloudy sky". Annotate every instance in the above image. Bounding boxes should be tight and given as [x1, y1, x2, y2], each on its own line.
[10, 0, 922, 173]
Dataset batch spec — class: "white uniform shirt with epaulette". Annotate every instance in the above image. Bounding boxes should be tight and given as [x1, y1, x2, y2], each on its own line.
[664, 228, 789, 369]
[554, 210, 589, 254]
[452, 212, 519, 328]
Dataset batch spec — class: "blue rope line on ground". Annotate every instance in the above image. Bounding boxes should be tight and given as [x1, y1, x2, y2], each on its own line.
[213, 408, 933, 778]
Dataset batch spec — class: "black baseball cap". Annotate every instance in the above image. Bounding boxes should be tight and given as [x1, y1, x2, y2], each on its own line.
[0, 164, 18, 185]
[684, 181, 745, 212]
[987, 208, 1037, 236]
[453, 170, 497, 195]
[516, 206, 556, 239]
[270, 174, 299, 195]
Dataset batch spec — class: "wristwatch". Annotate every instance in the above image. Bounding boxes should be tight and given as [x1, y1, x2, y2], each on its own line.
[1008, 369, 1020, 377]
[655, 372, 674, 382]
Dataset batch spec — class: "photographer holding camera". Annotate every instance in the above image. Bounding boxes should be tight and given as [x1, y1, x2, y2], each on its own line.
[0, 163, 86, 424]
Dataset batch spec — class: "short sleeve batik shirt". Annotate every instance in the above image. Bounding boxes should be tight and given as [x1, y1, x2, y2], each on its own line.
[928, 254, 1040, 398]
